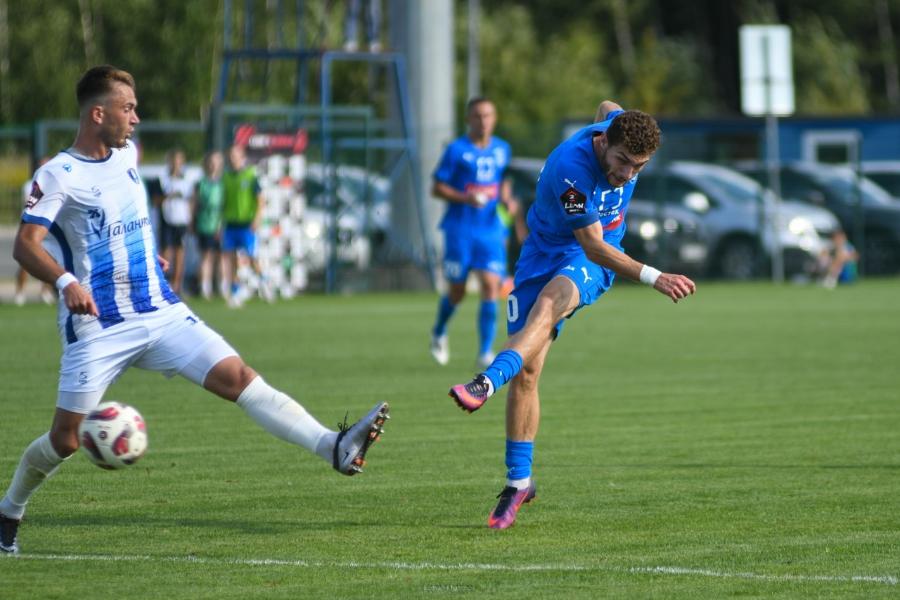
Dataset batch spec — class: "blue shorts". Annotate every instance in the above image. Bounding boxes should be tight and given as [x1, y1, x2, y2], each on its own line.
[442, 228, 507, 283]
[506, 243, 615, 338]
[222, 224, 257, 257]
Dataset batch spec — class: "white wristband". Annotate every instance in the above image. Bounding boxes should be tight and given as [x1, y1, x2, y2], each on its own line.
[55, 272, 77, 291]
[639, 265, 662, 286]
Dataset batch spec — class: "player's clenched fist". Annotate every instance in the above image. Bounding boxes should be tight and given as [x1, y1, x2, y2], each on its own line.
[61, 282, 99, 316]
[654, 273, 696, 303]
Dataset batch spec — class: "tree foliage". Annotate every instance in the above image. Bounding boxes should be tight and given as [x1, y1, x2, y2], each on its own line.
[0, 0, 897, 131]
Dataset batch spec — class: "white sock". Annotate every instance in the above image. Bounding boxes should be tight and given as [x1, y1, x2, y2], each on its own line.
[236, 376, 336, 461]
[483, 376, 495, 397]
[0, 432, 67, 520]
[506, 477, 531, 490]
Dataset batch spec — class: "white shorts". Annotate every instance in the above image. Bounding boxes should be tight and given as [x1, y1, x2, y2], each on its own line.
[57, 303, 238, 414]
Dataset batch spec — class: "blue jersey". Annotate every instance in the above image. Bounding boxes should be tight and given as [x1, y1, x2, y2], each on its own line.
[433, 135, 511, 233]
[526, 110, 636, 256]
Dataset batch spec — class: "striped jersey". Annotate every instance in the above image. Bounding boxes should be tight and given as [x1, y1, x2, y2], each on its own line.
[21, 142, 180, 345]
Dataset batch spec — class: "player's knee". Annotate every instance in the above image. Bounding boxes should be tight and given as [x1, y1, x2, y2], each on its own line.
[514, 362, 542, 392]
[448, 286, 466, 304]
[49, 428, 80, 457]
[237, 364, 258, 390]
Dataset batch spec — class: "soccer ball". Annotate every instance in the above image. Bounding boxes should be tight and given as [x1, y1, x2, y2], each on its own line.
[78, 401, 148, 470]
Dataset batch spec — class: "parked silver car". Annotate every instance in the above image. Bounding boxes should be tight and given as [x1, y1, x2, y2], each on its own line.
[631, 162, 840, 279]
[737, 161, 900, 274]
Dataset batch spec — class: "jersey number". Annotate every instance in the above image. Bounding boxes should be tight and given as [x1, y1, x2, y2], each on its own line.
[476, 156, 496, 182]
[597, 188, 623, 212]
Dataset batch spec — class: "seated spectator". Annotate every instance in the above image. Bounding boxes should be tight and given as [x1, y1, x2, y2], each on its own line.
[822, 229, 859, 289]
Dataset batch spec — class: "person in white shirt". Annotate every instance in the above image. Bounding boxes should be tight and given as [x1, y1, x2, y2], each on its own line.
[0, 65, 389, 556]
[14, 158, 56, 306]
[159, 148, 194, 294]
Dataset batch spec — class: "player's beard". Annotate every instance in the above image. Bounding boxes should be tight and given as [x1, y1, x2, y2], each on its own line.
[101, 124, 131, 149]
[597, 150, 620, 187]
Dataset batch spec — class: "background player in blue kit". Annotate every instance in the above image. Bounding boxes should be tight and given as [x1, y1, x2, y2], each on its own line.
[430, 97, 518, 369]
[449, 102, 696, 529]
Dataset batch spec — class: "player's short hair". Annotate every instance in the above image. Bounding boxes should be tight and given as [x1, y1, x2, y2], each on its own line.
[76, 65, 136, 109]
[605, 110, 661, 157]
[466, 96, 494, 114]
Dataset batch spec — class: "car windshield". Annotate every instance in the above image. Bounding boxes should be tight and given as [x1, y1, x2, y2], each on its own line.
[677, 165, 764, 205]
[867, 172, 900, 197]
[804, 168, 895, 207]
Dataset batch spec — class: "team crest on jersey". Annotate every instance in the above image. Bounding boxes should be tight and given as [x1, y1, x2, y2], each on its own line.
[560, 186, 587, 215]
[127, 168, 140, 183]
[25, 181, 43, 209]
[87, 207, 106, 237]
[63, 163, 72, 172]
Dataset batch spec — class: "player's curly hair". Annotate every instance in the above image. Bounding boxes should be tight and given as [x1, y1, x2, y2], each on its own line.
[606, 110, 661, 157]
[76, 65, 135, 108]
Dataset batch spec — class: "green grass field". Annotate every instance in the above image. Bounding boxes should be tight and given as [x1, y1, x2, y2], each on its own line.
[1, 281, 899, 598]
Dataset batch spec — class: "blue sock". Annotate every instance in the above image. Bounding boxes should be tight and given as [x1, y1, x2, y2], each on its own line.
[432, 295, 456, 337]
[477, 300, 497, 355]
[505, 439, 534, 481]
[483, 349, 523, 394]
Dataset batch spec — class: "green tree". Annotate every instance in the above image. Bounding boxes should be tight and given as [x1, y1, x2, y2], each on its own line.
[792, 14, 870, 114]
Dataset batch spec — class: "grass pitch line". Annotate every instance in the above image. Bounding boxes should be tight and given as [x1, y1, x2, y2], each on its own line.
[12, 553, 898, 586]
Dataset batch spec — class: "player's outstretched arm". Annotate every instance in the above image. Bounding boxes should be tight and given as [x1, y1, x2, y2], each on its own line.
[594, 100, 624, 123]
[573, 221, 696, 303]
[13, 223, 99, 316]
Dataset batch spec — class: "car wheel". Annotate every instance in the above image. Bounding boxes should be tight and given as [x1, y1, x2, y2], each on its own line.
[717, 239, 759, 280]
[863, 232, 897, 274]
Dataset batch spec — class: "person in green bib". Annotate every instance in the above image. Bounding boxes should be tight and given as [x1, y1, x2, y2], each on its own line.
[192, 150, 224, 299]
[221, 144, 265, 307]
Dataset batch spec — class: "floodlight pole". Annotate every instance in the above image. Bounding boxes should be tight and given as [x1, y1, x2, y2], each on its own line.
[763, 35, 785, 284]
[467, 0, 480, 100]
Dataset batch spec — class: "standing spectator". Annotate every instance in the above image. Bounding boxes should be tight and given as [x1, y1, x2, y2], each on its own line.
[429, 97, 517, 369]
[221, 144, 266, 307]
[15, 158, 55, 306]
[192, 151, 225, 300]
[159, 149, 194, 294]
[343, 0, 382, 53]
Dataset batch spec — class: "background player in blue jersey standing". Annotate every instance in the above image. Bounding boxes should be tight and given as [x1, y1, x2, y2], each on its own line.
[430, 97, 518, 369]
[449, 101, 696, 529]
[0, 66, 389, 555]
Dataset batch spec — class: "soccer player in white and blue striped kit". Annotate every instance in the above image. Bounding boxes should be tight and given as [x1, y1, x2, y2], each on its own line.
[0, 66, 389, 555]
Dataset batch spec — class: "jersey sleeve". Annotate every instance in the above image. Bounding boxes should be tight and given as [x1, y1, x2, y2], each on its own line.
[546, 158, 600, 231]
[604, 109, 625, 123]
[432, 143, 458, 185]
[21, 168, 66, 228]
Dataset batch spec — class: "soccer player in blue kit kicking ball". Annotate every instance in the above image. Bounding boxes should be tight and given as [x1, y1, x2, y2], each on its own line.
[449, 102, 696, 529]
[0, 65, 389, 555]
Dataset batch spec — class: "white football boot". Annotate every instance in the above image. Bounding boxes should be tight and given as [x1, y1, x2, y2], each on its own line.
[333, 402, 390, 476]
[430, 334, 450, 366]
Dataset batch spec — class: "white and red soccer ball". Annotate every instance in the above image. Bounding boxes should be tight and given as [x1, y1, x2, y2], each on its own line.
[78, 401, 148, 470]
